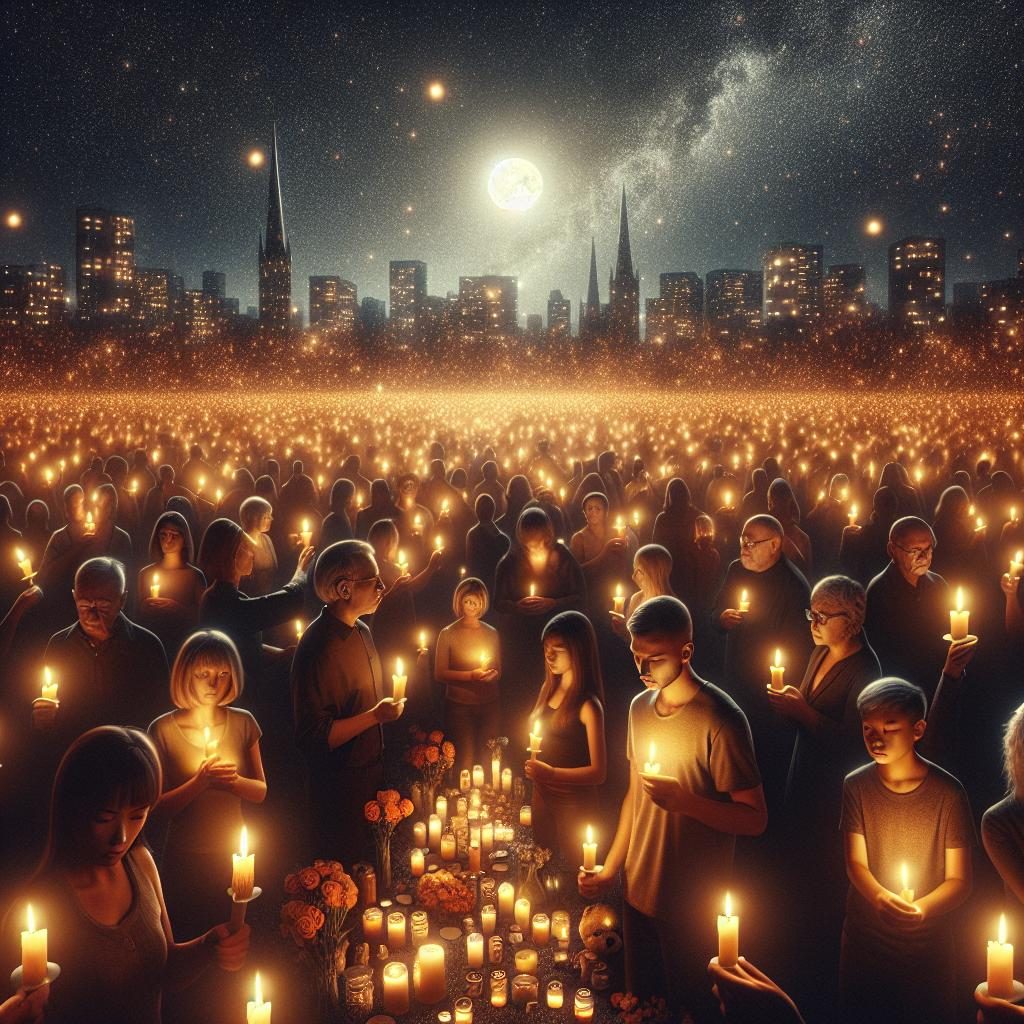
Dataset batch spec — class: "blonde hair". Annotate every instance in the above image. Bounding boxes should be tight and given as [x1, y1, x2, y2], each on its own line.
[634, 544, 673, 595]
[1003, 704, 1024, 798]
[169, 630, 244, 709]
[453, 576, 489, 616]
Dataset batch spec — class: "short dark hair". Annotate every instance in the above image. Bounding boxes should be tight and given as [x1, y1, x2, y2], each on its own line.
[627, 595, 693, 643]
[889, 516, 935, 546]
[856, 677, 927, 722]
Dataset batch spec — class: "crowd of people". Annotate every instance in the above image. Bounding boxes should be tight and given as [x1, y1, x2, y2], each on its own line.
[0, 423, 1023, 1024]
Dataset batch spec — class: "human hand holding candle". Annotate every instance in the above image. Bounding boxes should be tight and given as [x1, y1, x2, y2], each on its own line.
[948, 587, 971, 641]
[768, 649, 785, 693]
[899, 862, 915, 904]
[392, 657, 408, 702]
[20, 904, 48, 989]
[581, 824, 598, 873]
[848, 504, 858, 527]
[15, 547, 34, 582]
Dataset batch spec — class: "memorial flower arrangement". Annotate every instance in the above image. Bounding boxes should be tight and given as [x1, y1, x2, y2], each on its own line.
[512, 839, 552, 905]
[416, 868, 475, 915]
[281, 859, 359, 1016]
[406, 726, 457, 787]
[610, 993, 670, 1024]
[364, 789, 414, 894]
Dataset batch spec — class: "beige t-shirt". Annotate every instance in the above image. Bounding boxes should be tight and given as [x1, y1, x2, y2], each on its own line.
[624, 684, 760, 918]
[434, 620, 502, 704]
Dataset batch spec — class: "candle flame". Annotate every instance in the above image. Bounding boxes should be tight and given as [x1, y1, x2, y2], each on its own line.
[153, 572, 159, 586]
[435, 535, 442, 550]
[396, 657, 404, 676]
[615, 583, 623, 598]
[26, 903, 35, 932]
[586, 824, 593, 843]
[532, 719, 541, 739]
[44, 666, 52, 686]
[1000, 913, 1008, 946]
[419, 630, 426, 647]
[254, 971, 263, 1005]
[724, 891, 732, 918]
[740, 589, 748, 604]
[956, 587, 964, 613]
[302, 518, 309, 532]
[851, 504, 858, 517]
[901, 862, 908, 891]
[774, 648, 782, 668]
[204, 725, 211, 746]
[239, 825, 248, 857]
[398, 548, 407, 566]
[724, 490, 732, 507]
[295, 619, 303, 636]
[1016, 550, 1023, 563]
[15, 547, 25, 561]
[648, 741, 656, 763]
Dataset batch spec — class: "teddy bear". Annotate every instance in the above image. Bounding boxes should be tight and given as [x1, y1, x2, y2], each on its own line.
[574, 903, 623, 990]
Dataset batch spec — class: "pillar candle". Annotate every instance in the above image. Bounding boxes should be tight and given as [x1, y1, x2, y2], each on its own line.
[717, 893, 739, 968]
[246, 971, 271, 1024]
[456, 797, 468, 816]
[150, 573, 161, 599]
[582, 825, 597, 871]
[467, 932, 485, 968]
[41, 666, 59, 703]
[413, 821, 428, 847]
[491, 755, 501, 790]
[899, 862, 915, 904]
[501, 768, 513, 793]
[520, 804, 532, 828]
[950, 587, 970, 640]
[411, 848, 425, 877]
[436, 795, 448, 826]
[1011, 551, 1024, 580]
[20, 904, 47, 989]
[532, 913, 550, 945]
[574, 988, 595, 1021]
[528, 720, 542, 758]
[481, 904, 497, 936]
[428, 814, 442, 853]
[514, 947, 538, 975]
[388, 911, 406, 950]
[472, 764, 485, 788]
[514, 897, 531, 930]
[612, 583, 625, 615]
[15, 547, 33, 580]
[470, 823, 482, 848]
[848, 504, 858, 527]
[988, 914, 1015, 1000]
[299, 519, 312, 546]
[482, 822, 494, 853]
[383, 961, 410, 1014]
[468, 841, 481, 874]
[547, 980, 564, 1009]
[498, 882, 515, 921]
[392, 658, 407, 702]
[441, 830, 457, 861]
[490, 970, 508, 1007]
[769, 649, 785, 692]
[460, 770, 472, 792]
[414, 943, 446, 1004]
[363, 907, 384, 943]
[232, 826, 254, 900]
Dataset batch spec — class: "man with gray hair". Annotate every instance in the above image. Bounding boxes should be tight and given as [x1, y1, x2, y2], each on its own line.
[292, 540, 405, 861]
[34, 556, 169, 746]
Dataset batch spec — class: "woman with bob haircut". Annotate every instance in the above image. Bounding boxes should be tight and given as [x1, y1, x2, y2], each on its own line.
[148, 630, 266, 938]
[5, 726, 248, 1024]
[434, 577, 502, 773]
[524, 610, 607, 863]
[238, 495, 279, 597]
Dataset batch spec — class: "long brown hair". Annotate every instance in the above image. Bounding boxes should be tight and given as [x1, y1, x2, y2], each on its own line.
[531, 611, 605, 731]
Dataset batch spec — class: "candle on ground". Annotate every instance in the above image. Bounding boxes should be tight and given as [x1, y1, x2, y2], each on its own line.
[383, 961, 410, 1014]
[612, 583, 625, 615]
[498, 882, 515, 921]
[574, 988, 595, 1021]
[468, 841, 481, 874]
[738, 589, 750, 613]
[428, 814, 442, 853]
[514, 897, 532, 930]
[520, 804, 532, 828]
[472, 764, 485, 788]
[514, 947, 538, 975]
[552, 910, 570, 941]
[490, 970, 508, 1007]
[987, 914, 1015, 1000]
[413, 821, 428, 847]
[363, 907, 384, 943]
[481, 904, 497, 936]
[387, 911, 406, 950]
[460, 770, 471, 792]
[547, 980, 564, 1009]
[414, 943, 446, 1004]
[436, 795, 448, 826]
[454, 997, 473, 1024]
[246, 971, 271, 1024]
[717, 892, 739, 968]
[582, 824, 598, 872]
[491, 754, 501, 790]
[950, 587, 970, 640]
[769, 649, 785, 692]
[411, 848, 425, 877]
[501, 768, 512, 794]
[441, 829, 457, 861]
[393, 658, 408, 702]
[467, 932, 485, 967]
[482, 822, 494, 852]
[899, 862, 915, 903]
[232, 826, 254, 900]
[41, 666, 59, 703]
[532, 913, 550, 945]
[20, 904, 47, 988]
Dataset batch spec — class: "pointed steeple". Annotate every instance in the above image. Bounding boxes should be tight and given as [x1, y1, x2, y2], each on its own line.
[264, 123, 288, 259]
[586, 237, 600, 310]
[615, 185, 633, 279]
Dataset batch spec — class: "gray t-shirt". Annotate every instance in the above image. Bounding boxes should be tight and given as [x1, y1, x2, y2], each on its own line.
[624, 682, 761, 918]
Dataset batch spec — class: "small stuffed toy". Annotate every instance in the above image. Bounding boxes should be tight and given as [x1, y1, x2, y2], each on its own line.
[575, 904, 623, 988]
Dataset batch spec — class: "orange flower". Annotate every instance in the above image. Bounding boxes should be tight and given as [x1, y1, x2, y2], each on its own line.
[425, 746, 440, 764]
[364, 801, 382, 822]
[428, 730, 445, 744]
[321, 880, 344, 907]
[284, 872, 303, 895]
[399, 798, 414, 818]
[281, 899, 306, 922]
[377, 788, 401, 805]
[298, 867, 321, 890]
[307, 905, 325, 929]
[441, 740, 455, 761]
[295, 911, 319, 940]
[411, 748, 427, 769]
[384, 803, 402, 824]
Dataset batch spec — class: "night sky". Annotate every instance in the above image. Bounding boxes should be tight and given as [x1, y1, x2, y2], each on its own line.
[1, 0, 1021, 320]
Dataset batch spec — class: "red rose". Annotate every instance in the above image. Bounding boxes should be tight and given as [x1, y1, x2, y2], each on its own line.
[284, 872, 303, 895]
[425, 746, 440, 764]
[298, 867, 321, 890]
[441, 740, 455, 761]
[428, 730, 444, 744]
[364, 801, 382, 822]
[295, 912, 319, 940]
[399, 798, 414, 818]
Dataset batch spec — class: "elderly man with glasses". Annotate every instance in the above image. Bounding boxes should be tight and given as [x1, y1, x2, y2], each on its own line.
[291, 539, 405, 863]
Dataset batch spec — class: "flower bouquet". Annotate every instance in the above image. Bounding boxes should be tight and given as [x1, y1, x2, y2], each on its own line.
[512, 839, 552, 907]
[416, 868, 476, 916]
[405, 725, 456, 813]
[364, 788, 414, 894]
[610, 993, 671, 1024]
[281, 859, 359, 1019]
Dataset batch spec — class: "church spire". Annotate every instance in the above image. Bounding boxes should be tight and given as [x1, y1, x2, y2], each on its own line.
[264, 123, 288, 259]
[615, 185, 633, 279]
[258, 122, 292, 329]
[586, 237, 600, 310]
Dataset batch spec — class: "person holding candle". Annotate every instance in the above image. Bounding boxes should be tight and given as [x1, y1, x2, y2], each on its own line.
[1000, 563, 1024, 642]
[652, 478, 704, 604]
[3, 726, 249, 1024]
[839, 677, 974, 1024]
[579, 596, 765, 1023]
[766, 478, 812, 578]
[237, 496, 279, 598]
[609, 544, 675, 639]
[982, 704, 1024, 908]
[838, 485, 900, 586]
[354, 477, 403, 540]
[465, 493, 511, 592]
[320, 478, 356, 548]
[569, 491, 634, 624]
[523, 611, 607, 864]
[0, 989, 48, 1024]
[291, 540, 404, 863]
[707, 957, 806, 1024]
[147, 630, 266, 940]
[433, 577, 502, 774]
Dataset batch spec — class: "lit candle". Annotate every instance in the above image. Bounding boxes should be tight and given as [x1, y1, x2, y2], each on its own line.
[642, 742, 661, 775]
[392, 657, 408, 702]
[949, 587, 970, 641]
[481, 904, 497, 936]
[468, 841, 481, 874]
[441, 829, 456, 861]
[436, 795, 448, 826]
[413, 943, 446, 1004]
[552, 910, 570, 941]
[987, 914, 1015, 1000]
[520, 804, 532, 828]
[15, 547, 33, 580]
[899, 862, 915, 903]
[411, 848, 425, 877]
[413, 514, 422, 535]
[246, 971, 271, 1024]
[615, 516, 626, 538]
[633, 509, 641, 529]
[413, 821, 427, 847]
[717, 892, 739, 968]
[738, 589, 750, 613]
[514, 897, 532, 930]
[514, 947, 538, 975]
[490, 969, 508, 1007]
[582, 824, 598, 872]
[574, 988, 595, 1021]
[848, 504, 858, 527]
[388, 910, 406, 950]
[434, 535, 444, 553]
[20, 904, 47, 989]
[529, 582, 537, 598]
[454, 997, 473, 1024]
[482, 821, 494, 852]
[500, 769, 512, 793]
[398, 549, 409, 574]
[529, 720, 542, 758]
[383, 961, 410, 1015]
[472, 764, 485, 788]
[231, 826, 254, 900]
[769, 648, 785, 692]
[612, 583, 625, 615]
[84, 510, 96, 535]
[498, 882, 515, 921]
[299, 519, 312, 546]
[1010, 551, 1024, 580]
[363, 907, 384, 943]
[547, 980, 564, 1009]
[419, 630, 427, 652]
[294, 619, 304, 640]
[150, 573, 160, 599]
[491, 753, 501, 790]
[467, 932, 485, 968]
[40, 666, 59, 703]
[428, 814, 442, 853]
[203, 725, 216, 760]
[460, 770, 471, 792]
[532, 913, 550, 945]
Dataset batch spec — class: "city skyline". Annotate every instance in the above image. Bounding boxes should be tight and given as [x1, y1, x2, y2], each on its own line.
[1, 1, 1020, 322]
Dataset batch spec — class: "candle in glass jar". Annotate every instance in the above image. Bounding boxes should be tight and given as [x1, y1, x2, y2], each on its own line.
[150, 573, 160, 599]
[454, 997, 473, 1024]
[436, 795, 448, 826]
[231, 826, 255, 900]
[498, 882, 515, 921]
[41, 666, 59, 703]
[413, 821, 428, 847]
[411, 910, 429, 947]
[469, 841, 481, 874]
[441, 829, 457, 861]
[428, 814, 442, 853]
[467, 932, 485, 968]
[246, 971, 271, 1024]
[363, 907, 384, 943]
[514, 947, 538, 975]
[460, 770, 472, 792]
[582, 824, 598, 872]
[950, 587, 970, 640]
[383, 961, 410, 1014]
[482, 822, 494, 853]
[490, 970, 508, 1007]
[514, 897, 531, 930]
[574, 988, 595, 1021]
[612, 583, 625, 615]
[520, 804, 532, 827]
[411, 848, 425, 877]
[547, 980, 564, 1009]
[532, 913, 550, 945]
[472, 764, 485, 788]
[552, 910, 570, 942]
[769, 649, 785, 692]
[987, 914, 1015, 1000]
[413, 943, 446, 1004]
[392, 658, 408, 702]
[717, 892, 739, 968]
[20, 904, 47, 989]
[388, 911, 406, 950]
[481, 904, 497, 936]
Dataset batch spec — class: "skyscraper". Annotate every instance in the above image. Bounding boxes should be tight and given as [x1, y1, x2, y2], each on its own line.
[578, 239, 604, 341]
[763, 243, 823, 329]
[309, 276, 357, 333]
[258, 125, 292, 330]
[608, 187, 640, 342]
[389, 260, 427, 339]
[75, 207, 135, 324]
[705, 270, 763, 340]
[547, 289, 571, 339]
[888, 237, 945, 328]
[0, 263, 65, 327]
[134, 268, 174, 326]
[645, 272, 703, 344]
[823, 264, 867, 323]
[458, 276, 517, 341]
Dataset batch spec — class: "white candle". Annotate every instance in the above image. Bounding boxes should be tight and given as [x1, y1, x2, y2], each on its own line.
[950, 587, 970, 640]
[363, 907, 384, 943]
[501, 768, 512, 794]
[383, 961, 410, 1014]
[428, 814, 442, 853]
[393, 658, 407, 702]
[532, 913, 550, 945]
[413, 820, 427, 847]
[299, 519, 312, 546]
[498, 882, 515, 921]
[612, 583, 625, 615]
[482, 822, 494, 853]
[1010, 551, 1024, 580]
[460, 770, 471, 792]
[414, 943, 446, 1004]
[411, 848, 425, 877]
[514, 897, 531, 930]
[20, 904, 47, 989]
[988, 914, 1015, 1000]
[520, 804, 532, 828]
[232, 826, 254, 900]
[528, 720, 542, 758]
[899, 862, 915, 904]
[582, 824, 597, 872]
[514, 947, 538, 975]
[547, 980, 564, 1009]
[769, 648, 785, 692]
[15, 547, 33, 580]
[41, 666, 59, 703]
[246, 971, 271, 1024]
[436, 795, 448, 826]
[388, 911, 406, 950]
[472, 764, 485, 788]
[467, 932, 485, 967]
[738, 588, 750, 613]
[717, 892, 739, 968]
[481, 904, 497, 936]
[491, 754, 501, 790]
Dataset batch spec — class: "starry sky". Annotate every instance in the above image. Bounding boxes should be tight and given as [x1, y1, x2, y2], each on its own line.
[1, 0, 1021, 322]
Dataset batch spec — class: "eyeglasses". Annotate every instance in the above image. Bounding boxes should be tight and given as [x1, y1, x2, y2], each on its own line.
[739, 536, 772, 551]
[805, 608, 851, 626]
[892, 542, 933, 561]
[343, 574, 385, 590]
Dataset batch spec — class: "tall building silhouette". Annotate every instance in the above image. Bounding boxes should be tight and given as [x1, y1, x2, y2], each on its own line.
[578, 238, 604, 341]
[888, 237, 945, 328]
[75, 207, 135, 324]
[547, 289, 571, 339]
[645, 272, 703, 344]
[705, 269, 762, 341]
[763, 243, 823, 331]
[608, 187, 640, 342]
[258, 124, 292, 330]
[389, 260, 427, 338]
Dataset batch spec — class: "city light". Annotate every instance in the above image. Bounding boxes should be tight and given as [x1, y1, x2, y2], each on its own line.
[865, 218, 883, 236]
[4, 211, 23, 229]
[247, 149, 265, 168]
[427, 81, 446, 101]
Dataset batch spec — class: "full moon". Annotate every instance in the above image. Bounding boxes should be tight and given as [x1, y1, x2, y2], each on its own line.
[487, 158, 543, 212]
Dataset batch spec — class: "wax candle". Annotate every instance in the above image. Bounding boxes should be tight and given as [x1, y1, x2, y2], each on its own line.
[454, 996, 473, 1024]
[20, 904, 47, 989]
[364, 907, 384, 943]
[552, 910, 570, 942]
[769, 648, 785, 692]
[574, 988, 595, 1021]
[480, 650, 491, 672]
[460, 770, 471, 792]
[456, 796, 467, 816]
[988, 914, 1015, 1000]
[428, 814, 442, 853]
[467, 932, 485, 967]
[717, 892, 739, 968]
[515, 897, 532, 930]
[150, 573, 160, 599]
[84, 510, 96, 535]
[414, 943, 446, 1004]
[15, 547, 33, 580]
[532, 913, 550, 945]
[294, 619, 304, 640]
[848, 504, 858, 527]
[388, 911, 406, 950]
[469, 841, 481, 873]
[547, 980, 564, 1009]
[582, 824, 598, 872]
[520, 804, 532, 827]
[498, 882, 515, 921]
[482, 822, 494, 853]
[950, 587, 970, 640]
[232, 826, 255, 900]
[514, 947, 538, 975]
[247, 971, 271, 1024]
[615, 516, 626, 538]
[299, 519, 312, 546]
[1010, 551, 1024, 580]
[411, 910, 429, 947]
[41, 666, 58, 703]
[490, 970, 508, 1007]
[738, 588, 750, 613]
[436, 795, 448, 826]
[899, 862, 915, 903]
[528, 720, 542, 758]
[413, 821, 428, 847]
[481, 904, 497, 936]
[392, 657, 408, 703]
[434, 535, 444, 553]
[529, 582, 537, 598]
[491, 754, 501, 790]
[642, 742, 661, 775]
[501, 768, 512, 794]
[411, 848, 425, 877]
[472, 764, 485, 788]
[612, 583, 625, 615]
[383, 961, 410, 1014]
[441, 829, 457, 861]
[418, 629, 427, 652]
[398, 549, 409, 574]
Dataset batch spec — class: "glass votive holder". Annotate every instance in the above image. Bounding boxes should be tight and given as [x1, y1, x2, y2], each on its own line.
[438, 1012, 452, 1024]
[411, 910, 429, 947]
[490, 969, 508, 1007]
[574, 987, 595, 1021]
[532, 913, 550, 945]
[387, 910, 406, 950]
[514, 947, 539, 975]
[465, 970, 484, 998]
[343, 966, 374, 1018]
[488, 935, 504, 963]
[520, 804, 533, 827]
[512, 974, 539, 1006]
[454, 996, 474, 1024]
[547, 979, 564, 1009]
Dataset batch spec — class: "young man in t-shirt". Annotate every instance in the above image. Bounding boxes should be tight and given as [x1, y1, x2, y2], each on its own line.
[578, 595, 766, 1022]
[840, 677, 973, 1024]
